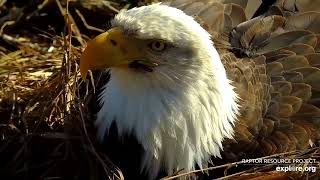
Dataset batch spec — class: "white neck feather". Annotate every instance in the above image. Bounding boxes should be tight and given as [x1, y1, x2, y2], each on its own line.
[95, 3, 239, 179]
[96, 53, 239, 178]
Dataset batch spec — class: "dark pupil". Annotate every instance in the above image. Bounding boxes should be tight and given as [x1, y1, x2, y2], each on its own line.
[154, 42, 161, 48]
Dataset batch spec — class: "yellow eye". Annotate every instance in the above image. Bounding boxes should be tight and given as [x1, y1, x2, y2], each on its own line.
[149, 41, 166, 52]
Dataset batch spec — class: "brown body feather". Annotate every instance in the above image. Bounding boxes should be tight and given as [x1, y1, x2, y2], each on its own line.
[165, 0, 320, 160]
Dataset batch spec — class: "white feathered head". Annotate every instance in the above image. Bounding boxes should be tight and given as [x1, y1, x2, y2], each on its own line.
[80, 3, 239, 179]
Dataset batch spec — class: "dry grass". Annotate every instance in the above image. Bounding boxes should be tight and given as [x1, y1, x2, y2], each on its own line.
[0, 0, 126, 179]
[0, 0, 319, 180]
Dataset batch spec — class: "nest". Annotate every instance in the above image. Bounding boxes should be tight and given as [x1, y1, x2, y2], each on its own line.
[0, 0, 319, 179]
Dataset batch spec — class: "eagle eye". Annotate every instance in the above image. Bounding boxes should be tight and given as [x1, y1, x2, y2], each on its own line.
[149, 41, 167, 52]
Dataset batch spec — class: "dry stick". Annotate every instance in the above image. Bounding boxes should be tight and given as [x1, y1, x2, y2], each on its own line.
[75, 9, 105, 33]
[65, 1, 119, 178]
[216, 164, 277, 180]
[62, 1, 84, 105]
[0, 0, 6, 7]
[78, 104, 124, 180]
[0, 21, 15, 35]
[25, 0, 50, 20]
[161, 149, 313, 180]
[55, 0, 85, 47]
[66, 0, 72, 114]
[1, 33, 48, 54]
[9, 93, 16, 123]
[55, 0, 74, 120]
[101, 1, 120, 13]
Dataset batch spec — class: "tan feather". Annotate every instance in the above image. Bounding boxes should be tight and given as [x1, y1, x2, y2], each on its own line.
[257, 30, 315, 55]
[315, 34, 320, 52]
[266, 62, 283, 76]
[224, 3, 247, 27]
[285, 12, 320, 33]
[282, 44, 315, 55]
[197, 2, 226, 32]
[305, 53, 320, 67]
[265, 49, 296, 62]
[293, 67, 320, 91]
[148, 0, 320, 171]
[279, 96, 302, 113]
[296, 0, 320, 12]
[272, 81, 292, 96]
[275, 55, 310, 71]
[291, 83, 312, 101]
[282, 71, 303, 83]
[221, 0, 248, 9]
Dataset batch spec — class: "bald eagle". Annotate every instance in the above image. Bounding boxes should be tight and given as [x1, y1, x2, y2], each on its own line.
[80, 0, 320, 179]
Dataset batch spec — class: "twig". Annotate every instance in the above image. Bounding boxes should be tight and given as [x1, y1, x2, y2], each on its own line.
[25, 0, 51, 20]
[101, 1, 120, 13]
[0, 0, 6, 7]
[0, 21, 15, 35]
[216, 164, 276, 180]
[0, 33, 47, 52]
[78, 103, 124, 180]
[55, 0, 85, 47]
[75, 9, 104, 33]
[161, 150, 311, 180]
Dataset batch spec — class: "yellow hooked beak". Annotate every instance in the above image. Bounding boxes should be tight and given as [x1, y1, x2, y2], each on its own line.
[80, 27, 157, 80]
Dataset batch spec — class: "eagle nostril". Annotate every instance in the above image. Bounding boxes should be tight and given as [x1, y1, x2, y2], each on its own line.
[110, 39, 117, 46]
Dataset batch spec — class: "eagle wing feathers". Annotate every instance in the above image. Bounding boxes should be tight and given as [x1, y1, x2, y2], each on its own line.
[166, 0, 320, 160]
[81, 1, 320, 178]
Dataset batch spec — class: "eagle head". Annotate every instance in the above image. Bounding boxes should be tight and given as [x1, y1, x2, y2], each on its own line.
[80, 3, 239, 179]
